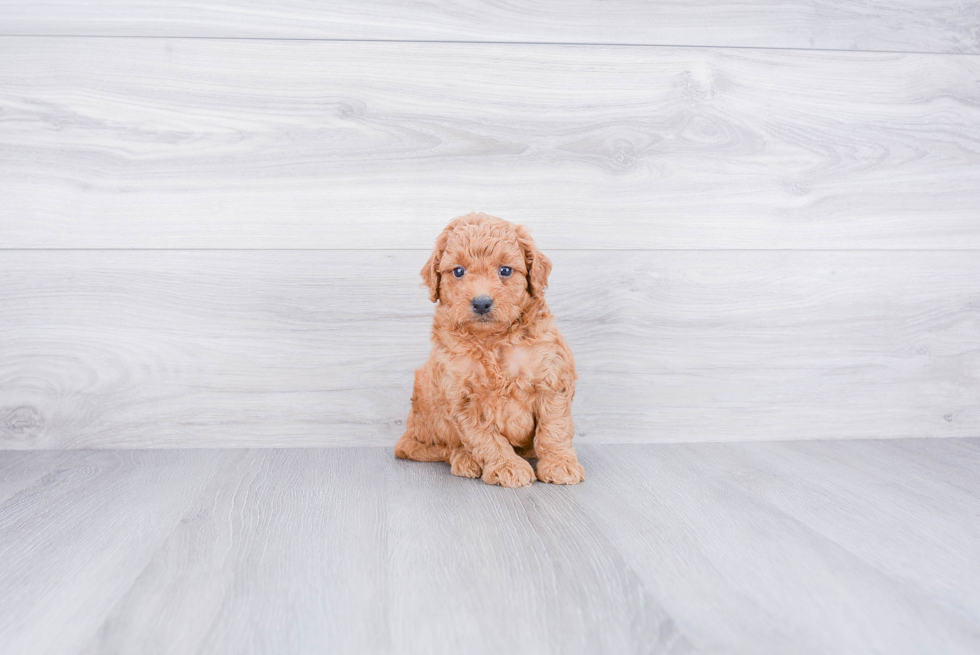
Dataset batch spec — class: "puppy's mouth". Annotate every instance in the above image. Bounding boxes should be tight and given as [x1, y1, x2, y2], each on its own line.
[458, 310, 516, 334]
[467, 310, 502, 327]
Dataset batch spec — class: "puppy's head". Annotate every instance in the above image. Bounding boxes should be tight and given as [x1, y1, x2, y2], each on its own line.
[421, 212, 552, 332]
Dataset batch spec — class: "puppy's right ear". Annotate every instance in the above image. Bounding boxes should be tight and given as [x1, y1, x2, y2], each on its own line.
[420, 226, 451, 303]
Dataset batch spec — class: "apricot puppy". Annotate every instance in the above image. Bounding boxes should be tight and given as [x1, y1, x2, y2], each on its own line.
[394, 212, 585, 487]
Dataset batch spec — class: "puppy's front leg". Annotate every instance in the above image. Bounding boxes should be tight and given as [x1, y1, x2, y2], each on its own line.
[533, 390, 585, 485]
[455, 411, 534, 488]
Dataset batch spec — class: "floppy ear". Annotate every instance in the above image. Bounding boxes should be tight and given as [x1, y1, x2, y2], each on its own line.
[420, 225, 451, 303]
[516, 225, 552, 299]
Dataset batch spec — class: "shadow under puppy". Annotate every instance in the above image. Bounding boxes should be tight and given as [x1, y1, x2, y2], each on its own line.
[395, 212, 585, 487]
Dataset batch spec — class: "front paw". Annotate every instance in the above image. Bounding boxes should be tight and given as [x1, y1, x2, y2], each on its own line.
[482, 458, 535, 488]
[449, 449, 482, 478]
[536, 456, 585, 485]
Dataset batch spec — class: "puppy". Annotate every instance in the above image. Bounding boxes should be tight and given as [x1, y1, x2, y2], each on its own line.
[394, 212, 584, 487]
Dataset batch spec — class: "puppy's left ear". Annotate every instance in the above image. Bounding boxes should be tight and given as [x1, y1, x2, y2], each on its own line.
[516, 225, 552, 299]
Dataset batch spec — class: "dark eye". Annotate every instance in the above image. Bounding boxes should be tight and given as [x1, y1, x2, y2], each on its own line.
[452, 266, 465, 278]
[498, 266, 513, 277]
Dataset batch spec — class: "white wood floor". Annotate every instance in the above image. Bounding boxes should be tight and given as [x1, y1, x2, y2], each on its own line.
[1, 440, 979, 655]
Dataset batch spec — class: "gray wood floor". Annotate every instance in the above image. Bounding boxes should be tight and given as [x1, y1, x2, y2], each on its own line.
[1, 440, 978, 654]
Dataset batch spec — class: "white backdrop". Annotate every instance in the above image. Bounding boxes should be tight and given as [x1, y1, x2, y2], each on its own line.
[1, 3, 978, 448]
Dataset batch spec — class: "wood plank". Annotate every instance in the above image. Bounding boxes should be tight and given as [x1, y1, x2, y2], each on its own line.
[573, 441, 980, 653]
[1, 249, 977, 449]
[78, 449, 395, 655]
[693, 440, 980, 622]
[2, 38, 979, 249]
[0, 450, 70, 505]
[1, 442, 979, 653]
[887, 437, 980, 496]
[0, 450, 226, 655]
[381, 451, 691, 655]
[0, 1, 977, 54]
[74, 448, 691, 655]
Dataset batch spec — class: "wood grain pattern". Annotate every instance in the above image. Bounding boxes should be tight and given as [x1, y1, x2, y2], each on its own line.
[0, 450, 70, 504]
[575, 440, 980, 653]
[74, 448, 692, 655]
[79, 449, 397, 655]
[0, 1, 978, 54]
[0, 450, 224, 655]
[2, 250, 977, 449]
[1, 442, 978, 654]
[2, 38, 979, 249]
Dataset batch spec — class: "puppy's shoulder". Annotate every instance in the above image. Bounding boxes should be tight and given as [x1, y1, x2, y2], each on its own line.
[524, 314, 570, 353]
[517, 320, 575, 380]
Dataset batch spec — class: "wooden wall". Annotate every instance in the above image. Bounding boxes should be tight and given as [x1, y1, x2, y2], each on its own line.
[1, 3, 978, 448]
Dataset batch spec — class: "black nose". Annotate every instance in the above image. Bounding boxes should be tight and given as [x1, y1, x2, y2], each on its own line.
[471, 296, 494, 315]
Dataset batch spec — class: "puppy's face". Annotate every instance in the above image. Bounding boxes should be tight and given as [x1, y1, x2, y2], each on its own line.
[438, 234, 528, 331]
[422, 214, 551, 333]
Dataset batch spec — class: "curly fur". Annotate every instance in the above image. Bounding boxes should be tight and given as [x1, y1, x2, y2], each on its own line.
[394, 212, 585, 487]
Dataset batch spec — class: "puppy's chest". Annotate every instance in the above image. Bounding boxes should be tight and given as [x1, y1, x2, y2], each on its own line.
[500, 345, 533, 381]
[481, 345, 537, 389]
[464, 344, 538, 398]
[483, 345, 537, 445]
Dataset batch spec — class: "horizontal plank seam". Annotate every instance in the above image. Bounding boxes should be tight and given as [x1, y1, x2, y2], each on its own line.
[16, 437, 977, 453]
[0, 34, 978, 57]
[3, 248, 980, 253]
